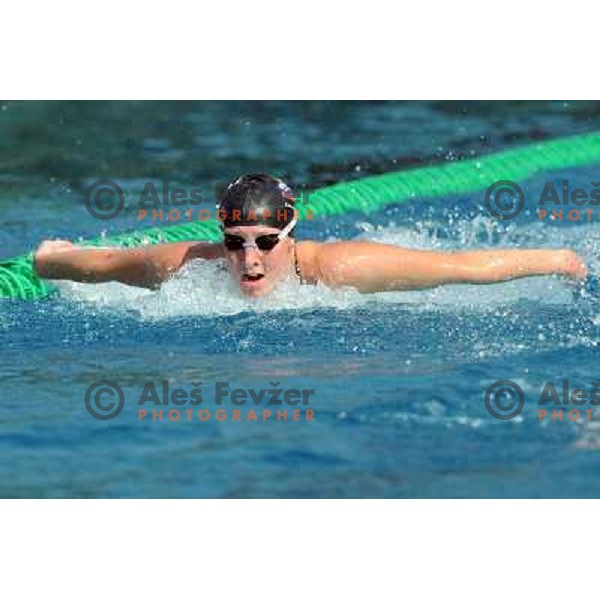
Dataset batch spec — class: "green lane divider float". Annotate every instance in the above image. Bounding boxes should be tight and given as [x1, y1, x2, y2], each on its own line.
[3, 130, 600, 300]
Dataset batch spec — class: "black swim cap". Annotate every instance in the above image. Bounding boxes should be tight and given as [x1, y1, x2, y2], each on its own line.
[218, 173, 296, 230]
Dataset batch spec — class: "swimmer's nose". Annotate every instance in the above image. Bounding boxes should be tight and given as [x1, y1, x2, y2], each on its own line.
[242, 246, 262, 266]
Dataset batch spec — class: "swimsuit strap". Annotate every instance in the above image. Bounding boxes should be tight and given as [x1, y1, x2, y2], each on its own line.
[293, 242, 302, 280]
[292, 243, 317, 286]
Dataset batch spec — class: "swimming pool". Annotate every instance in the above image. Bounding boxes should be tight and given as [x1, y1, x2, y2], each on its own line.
[2, 101, 600, 497]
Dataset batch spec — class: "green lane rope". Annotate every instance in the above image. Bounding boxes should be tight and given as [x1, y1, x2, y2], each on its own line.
[3, 130, 600, 300]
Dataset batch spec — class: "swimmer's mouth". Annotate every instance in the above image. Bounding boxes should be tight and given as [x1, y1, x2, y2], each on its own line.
[241, 273, 265, 282]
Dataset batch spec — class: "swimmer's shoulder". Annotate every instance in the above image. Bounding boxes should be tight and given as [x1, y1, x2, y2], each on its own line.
[296, 240, 382, 287]
[296, 241, 324, 284]
[184, 241, 225, 261]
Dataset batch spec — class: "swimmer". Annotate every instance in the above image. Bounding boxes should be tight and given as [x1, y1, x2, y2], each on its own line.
[34, 173, 589, 297]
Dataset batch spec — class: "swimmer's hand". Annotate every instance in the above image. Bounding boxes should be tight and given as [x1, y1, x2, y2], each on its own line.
[34, 239, 80, 279]
[34, 239, 223, 288]
[35, 239, 77, 257]
[561, 249, 588, 280]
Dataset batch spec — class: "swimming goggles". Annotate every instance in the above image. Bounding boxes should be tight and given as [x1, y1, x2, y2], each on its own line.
[223, 218, 297, 252]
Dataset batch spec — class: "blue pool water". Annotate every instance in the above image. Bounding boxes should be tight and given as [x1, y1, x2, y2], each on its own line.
[2, 101, 600, 497]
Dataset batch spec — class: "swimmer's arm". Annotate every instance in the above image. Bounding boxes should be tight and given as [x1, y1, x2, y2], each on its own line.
[313, 242, 588, 293]
[34, 240, 224, 289]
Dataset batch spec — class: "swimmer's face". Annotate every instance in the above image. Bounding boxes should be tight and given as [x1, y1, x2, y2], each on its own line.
[222, 225, 293, 297]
